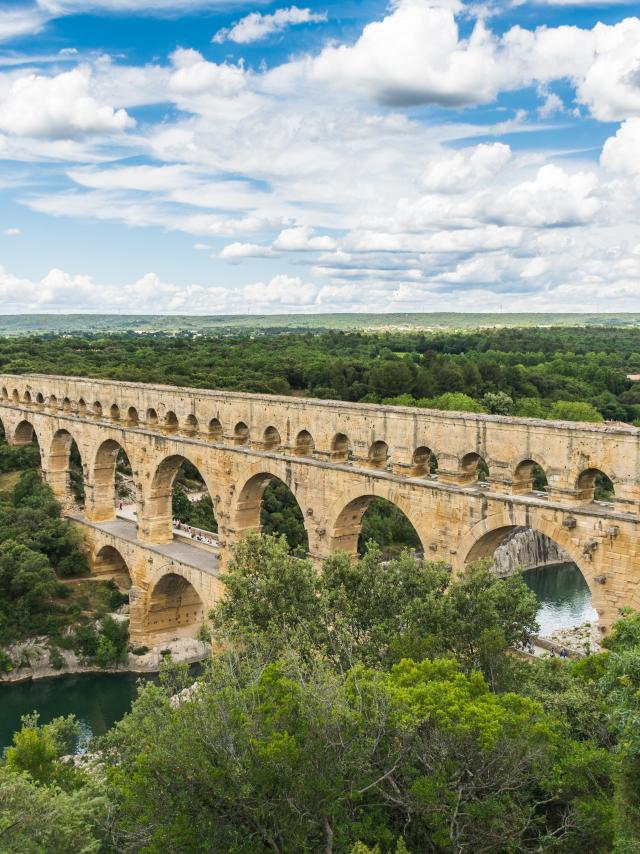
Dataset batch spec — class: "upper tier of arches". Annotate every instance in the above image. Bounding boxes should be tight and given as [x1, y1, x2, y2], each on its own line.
[0, 376, 633, 510]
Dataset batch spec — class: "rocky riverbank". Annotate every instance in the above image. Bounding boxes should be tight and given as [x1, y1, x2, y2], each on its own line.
[538, 621, 602, 656]
[0, 635, 211, 684]
[492, 527, 570, 576]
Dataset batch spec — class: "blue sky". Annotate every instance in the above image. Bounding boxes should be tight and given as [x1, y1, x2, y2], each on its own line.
[0, 0, 639, 313]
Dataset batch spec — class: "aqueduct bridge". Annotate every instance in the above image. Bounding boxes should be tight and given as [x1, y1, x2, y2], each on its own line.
[2, 372, 640, 644]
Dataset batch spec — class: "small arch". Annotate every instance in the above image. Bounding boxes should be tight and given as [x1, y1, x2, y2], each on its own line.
[11, 388, 19, 403]
[93, 545, 131, 591]
[411, 446, 437, 477]
[234, 421, 249, 446]
[1, 387, 8, 400]
[368, 440, 389, 470]
[183, 414, 199, 436]
[262, 425, 281, 450]
[576, 468, 615, 503]
[77, 398, 87, 416]
[294, 429, 314, 457]
[461, 452, 490, 484]
[164, 411, 179, 433]
[331, 432, 350, 462]
[62, 397, 72, 412]
[127, 406, 139, 426]
[110, 403, 120, 421]
[35, 392, 45, 406]
[146, 408, 158, 427]
[92, 401, 103, 418]
[23, 390, 32, 405]
[48, 394, 58, 410]
[147, 573, 205, 639]
[513, 459, 548, 494]
[208, 418, 223, 441]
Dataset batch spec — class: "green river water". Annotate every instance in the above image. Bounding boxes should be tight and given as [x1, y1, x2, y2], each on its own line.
[0, 563, 595, 751]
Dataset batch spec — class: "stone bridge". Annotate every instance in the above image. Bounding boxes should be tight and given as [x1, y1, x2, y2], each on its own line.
[2, 372, 640, 643]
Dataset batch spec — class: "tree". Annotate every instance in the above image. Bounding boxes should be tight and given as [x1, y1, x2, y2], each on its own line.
[548, 401, 604, 423]
[482, 391, 515, 415]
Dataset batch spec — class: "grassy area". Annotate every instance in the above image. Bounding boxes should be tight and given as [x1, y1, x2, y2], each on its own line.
[0, 470, 21, 497]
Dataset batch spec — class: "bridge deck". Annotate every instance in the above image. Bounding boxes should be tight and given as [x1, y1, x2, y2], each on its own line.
[68, 514, 221, 576]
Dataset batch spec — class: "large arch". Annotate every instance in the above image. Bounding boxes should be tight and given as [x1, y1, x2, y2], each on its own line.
[145, 453, 217, 545]
[145, 572, 205, 640]
[329, 492, 426, 558]
[46, 428, 85, 505]
[13, 419, 38, 447]
[93, 544, 132, 591]
[233, 469, 310, 553]
[88, 438, 136, 523]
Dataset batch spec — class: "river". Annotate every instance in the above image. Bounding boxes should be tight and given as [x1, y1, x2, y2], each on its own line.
[523, 561, 597, 636]
[0, 562, 596, 752]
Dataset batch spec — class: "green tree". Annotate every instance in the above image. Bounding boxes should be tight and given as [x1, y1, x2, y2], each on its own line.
[548, 400, 604, 423]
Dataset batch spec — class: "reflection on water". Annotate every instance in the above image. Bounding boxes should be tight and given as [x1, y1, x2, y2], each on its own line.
[523, 561, 598, 636]
[0, 672, 145, 752]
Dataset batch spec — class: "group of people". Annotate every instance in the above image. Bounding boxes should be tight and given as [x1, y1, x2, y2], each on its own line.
[173, 519, 218, 547]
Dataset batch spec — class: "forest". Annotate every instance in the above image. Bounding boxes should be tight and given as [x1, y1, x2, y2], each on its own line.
[2, 325, 640, 423]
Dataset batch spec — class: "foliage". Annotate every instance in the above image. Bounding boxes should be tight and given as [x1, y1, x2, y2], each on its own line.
[548, 401, 604, 423]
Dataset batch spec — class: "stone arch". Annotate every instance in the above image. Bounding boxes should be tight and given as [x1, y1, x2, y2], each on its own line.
[1, 386, 8, 400]
[575, 468, 615, 503]
[62, 396, 72, 412]
[164, 411, 179, 433]
[208, 418, 223, 441]
[127, 406, 139, 426]
[92, 400, 103, 418]
[77, 398, 87, 415]
[146, 571, 205, 639]
[145, 453, 217, 544]
[88, 438, 136, 522]
[93, 544, 132, 591]
[294, 429, 314, 456]
[513, 458, 548, 494]
[14, 419, 37, 447]
[48, 394, 58, 410]
[411, 446, 436, 477]
[368, 440, 389, 470]
[460, 451, 489, 484]
[234, 421, 249, 446]
[47, 428, 85, 504]
[23, 390, 32, 405]
[329, 492, 426, 558]
[146, 407, 158, 426]
[233, 469, 310, 552]
[183, 414, 199, 436]
[331, 432, 350, 462]
[35, 392, 45, 406]
[262, 425, 281, 450]
[110, 403, 120, 421]
[11, 388, 19, 403]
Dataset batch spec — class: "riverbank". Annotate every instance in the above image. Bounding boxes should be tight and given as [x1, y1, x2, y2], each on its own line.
[0, 635, 211, 684]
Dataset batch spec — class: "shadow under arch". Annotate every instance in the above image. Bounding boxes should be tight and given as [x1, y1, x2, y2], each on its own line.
[13, 418, 39, 447]
[90, 438, 136, 522]
[234, 469, 309, 553]
[93, 544, 132, 591]
[146, 571, 205, 640]
[330, 493, 425, 558]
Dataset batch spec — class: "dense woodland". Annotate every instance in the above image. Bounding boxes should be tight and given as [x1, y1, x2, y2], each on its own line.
[2, 326, 640, 422]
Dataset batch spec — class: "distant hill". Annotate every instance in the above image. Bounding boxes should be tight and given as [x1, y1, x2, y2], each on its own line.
[0, 312, 639, 335]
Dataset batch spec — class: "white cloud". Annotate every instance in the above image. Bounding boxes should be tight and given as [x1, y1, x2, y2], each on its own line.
[169, 48, 246, 97]
[493, 165, 601, 227]
[418, 143, 511, 193]
[242, 273, 318, 306]
[213, 6, 327, 44]
[0, 6, 47, 41]
[37, 0, 254, 11]
[219, 241, 277, 261]
[601, 118, 640, 177]
[273, 226, 336, 251]
[2, 227, 20, 236]
[0, 67, 133, 137]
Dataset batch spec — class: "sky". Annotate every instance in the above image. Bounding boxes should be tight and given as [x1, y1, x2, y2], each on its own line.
[0, 0, 638, 315]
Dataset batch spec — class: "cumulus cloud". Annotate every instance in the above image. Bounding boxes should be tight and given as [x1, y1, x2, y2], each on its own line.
[601, 118, 640, 177]
[219, 241, 277, 261]
[273, 226, 336, 251]
[169, 48, 246, 97]
[213, 6, 327, 44]
[0, 67, 133, 137]
[493, 165, 601, 227]
[418, 143, 511, 193]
